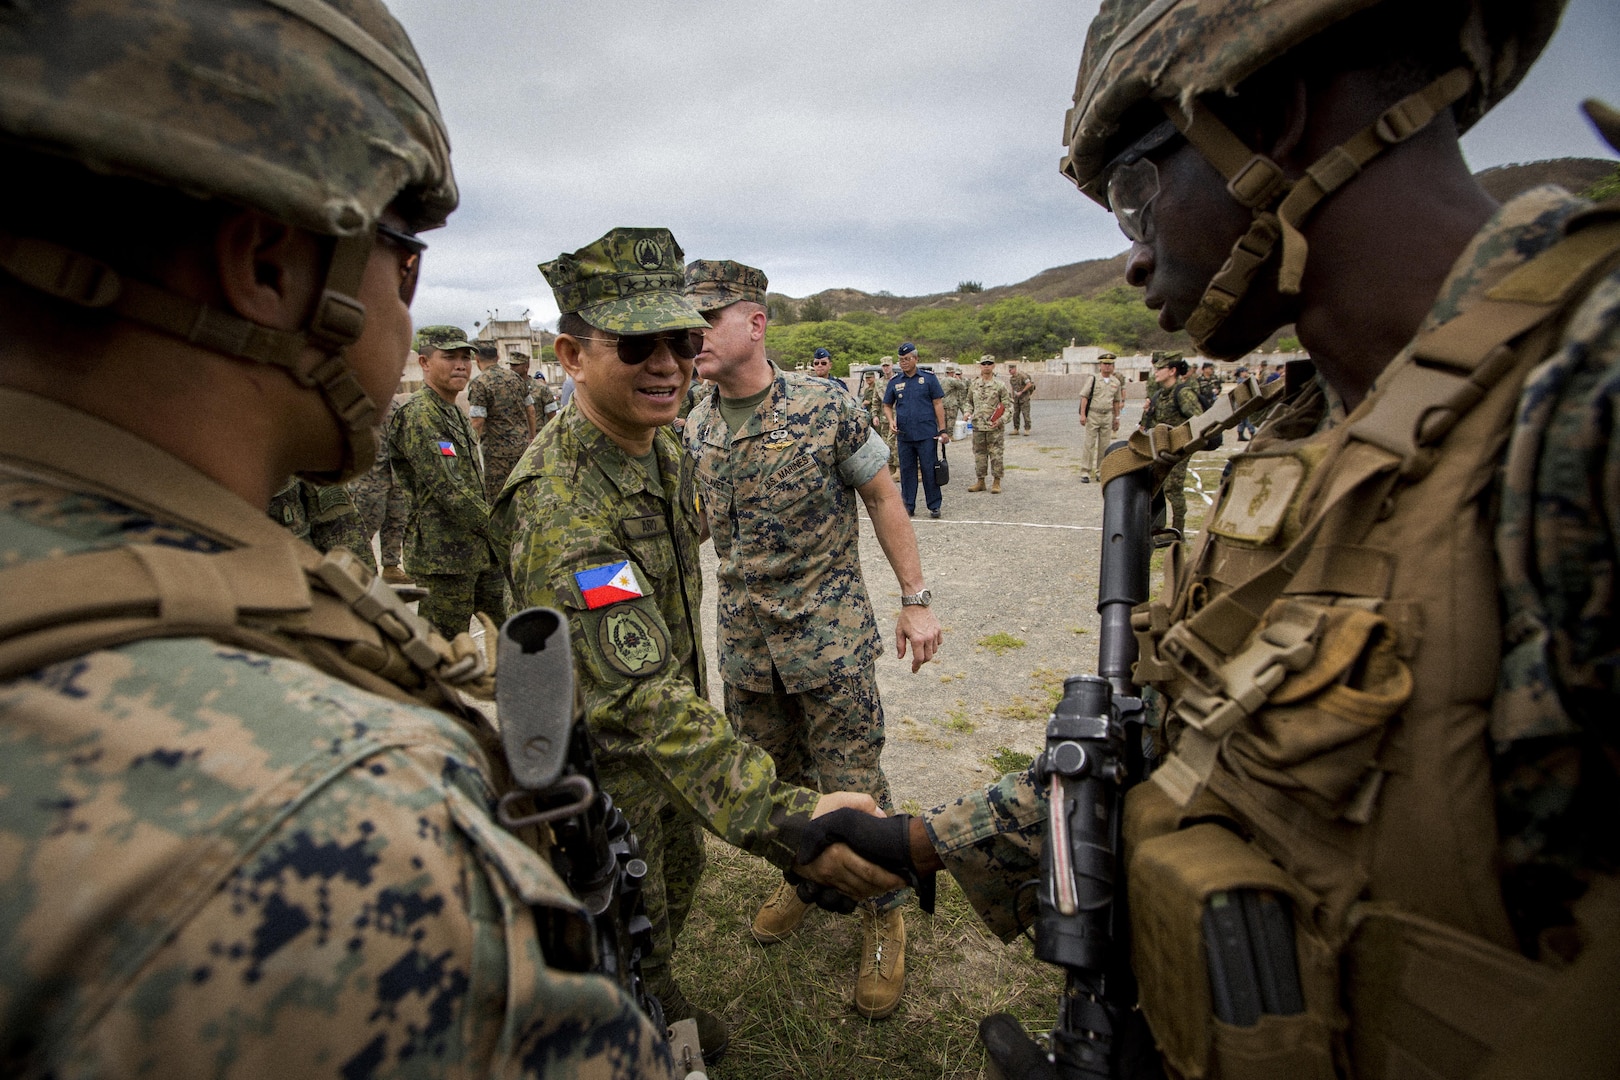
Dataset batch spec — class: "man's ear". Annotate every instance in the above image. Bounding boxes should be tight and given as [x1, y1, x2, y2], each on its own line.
[214, 209, 323, 331]
[749, 306, 769, 341]
[554, 334, 587, 380]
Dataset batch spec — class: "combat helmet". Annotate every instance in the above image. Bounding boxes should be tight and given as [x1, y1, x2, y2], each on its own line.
[0, 0, 458, 482]
[1061, 0, 1565, 353]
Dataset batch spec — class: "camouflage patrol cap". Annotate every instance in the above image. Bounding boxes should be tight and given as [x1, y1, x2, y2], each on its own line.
[541, 228, 708, 335]
[978, 356, 995, 365]
[1151, 350, 1184, 369]
[1062, 0, 1565, 204]
[0, 0, 457, 235]
[418, 327, 477, 354]
[684, 260, 769, 312]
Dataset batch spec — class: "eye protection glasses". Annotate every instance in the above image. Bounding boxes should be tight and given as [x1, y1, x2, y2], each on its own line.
[1103, 118, 1182, 244]
[375, 222, 427, 303]
[580, 329, 705, 365]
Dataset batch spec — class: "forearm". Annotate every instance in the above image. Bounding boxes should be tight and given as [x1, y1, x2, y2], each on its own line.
[933, 400, 945, 432]
[921, 766, 1047, 941]
[859, 479, 925, 593]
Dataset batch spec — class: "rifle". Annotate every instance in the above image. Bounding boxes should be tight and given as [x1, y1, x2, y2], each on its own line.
[494, 607, 707, 1078]
[980, 446, 1162, 1080]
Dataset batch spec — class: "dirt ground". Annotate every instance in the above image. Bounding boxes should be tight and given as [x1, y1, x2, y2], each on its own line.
[693, 396, 1235, 812]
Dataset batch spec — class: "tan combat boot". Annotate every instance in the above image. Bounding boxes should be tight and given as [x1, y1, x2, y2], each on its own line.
[381, 565, 412, 585]
[751, 880, 811, 945]
[991, 477, 1002, 494]
[854, 905, 906, 1019]
[968, 477, 986, 492]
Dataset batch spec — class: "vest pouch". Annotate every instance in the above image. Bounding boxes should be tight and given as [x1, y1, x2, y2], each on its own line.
[1342, 905, 1553, 1080]
[1129, 820, 1340, 1080]
[1223, 604, 1412, 818]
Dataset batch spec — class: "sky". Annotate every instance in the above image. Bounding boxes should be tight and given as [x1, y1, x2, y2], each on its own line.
[388, 0, 1620, 334]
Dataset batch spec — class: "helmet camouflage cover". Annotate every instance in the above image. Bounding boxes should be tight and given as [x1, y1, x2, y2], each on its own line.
[1062, 0, 1564, 203]
[0, 0, 456, 236]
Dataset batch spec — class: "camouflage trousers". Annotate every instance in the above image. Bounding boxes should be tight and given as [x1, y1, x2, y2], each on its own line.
[1163, 459, 1189, 526]
[1080, 415, 1117, 480]
[348, 468, 410, 567]
[724, 663, 908, 913]
[605, 771, 706, 988]
[413, 567, 509, 640]
[483, 447, 526, 504]
[1012, 397, 1033, 432]
[972, 426, 1005, 479]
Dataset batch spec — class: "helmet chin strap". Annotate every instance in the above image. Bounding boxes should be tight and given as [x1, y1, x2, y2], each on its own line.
[0, 230, 380, 484]
[1165, 67, 1474, 352]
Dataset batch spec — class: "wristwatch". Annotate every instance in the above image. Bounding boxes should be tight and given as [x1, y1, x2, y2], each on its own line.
[900, 589, 932, 607]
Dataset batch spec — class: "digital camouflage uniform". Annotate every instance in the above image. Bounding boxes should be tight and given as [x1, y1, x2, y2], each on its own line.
[1139, 374, 1204, 530]
[965, 374, 1013, 480]
[533, 377, 560, 426]
[497, 400, 823, 991]
[388, 387, 507, 638]
[1007, 368, 1036, 433]
[682, 367, 900, 851]
[861, 374, 899, 472]
[923, 186, 1620, 1059]
[1078, 370, 1127, 481]
[0, 390, 674, 1079]
[1195, 371, 1222, 407]
[267, 476, 377, 572]
[940, 371, 970, 431]
[467, 361, 535, 500]
[347, 393, 411, 569]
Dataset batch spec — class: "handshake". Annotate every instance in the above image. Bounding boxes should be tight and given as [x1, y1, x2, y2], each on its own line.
[790, 794, 940, 914]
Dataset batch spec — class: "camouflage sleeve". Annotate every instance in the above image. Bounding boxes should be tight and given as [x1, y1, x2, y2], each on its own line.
[303, 481, 379, 573]
[503, 478, 820, 870]
[2, 641, 673, 1080]
[467, 376, 492, 419]
[833, 390, 886, 487]
[1176, 382, 1205, 419]
[388, 401, 492, 538]
[921, 766, 1046, 941]
[1493, 264, 1620, 948]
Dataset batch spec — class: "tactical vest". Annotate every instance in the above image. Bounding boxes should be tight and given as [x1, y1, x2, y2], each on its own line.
[1119, 209, 1620, 1080]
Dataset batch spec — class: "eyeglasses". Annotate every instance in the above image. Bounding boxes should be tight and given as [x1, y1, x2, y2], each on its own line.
[1103, 118, 1182, 244]
[578, 329, 705, 365]
[375, 221, 427, 303]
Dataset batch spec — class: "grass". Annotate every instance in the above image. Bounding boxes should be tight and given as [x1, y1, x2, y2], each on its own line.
[679, 838, 1063, 1079]
[986, 746, 1035, 774]
[976, 632, 1026, 655]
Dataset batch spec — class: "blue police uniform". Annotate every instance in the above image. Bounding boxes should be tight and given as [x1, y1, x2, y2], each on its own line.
[883, 367, 945, 516]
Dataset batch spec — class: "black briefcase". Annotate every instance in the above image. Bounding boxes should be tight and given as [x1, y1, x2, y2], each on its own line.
[935, 441, 949, 486]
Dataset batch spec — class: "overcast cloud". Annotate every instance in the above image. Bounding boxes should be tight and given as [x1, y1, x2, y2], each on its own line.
[388, 0, 1620, 333]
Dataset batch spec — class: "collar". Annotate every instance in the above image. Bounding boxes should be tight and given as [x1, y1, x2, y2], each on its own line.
[555, 396, 670, 499]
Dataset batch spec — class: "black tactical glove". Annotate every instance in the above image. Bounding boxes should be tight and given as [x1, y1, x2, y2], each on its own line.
[787, 807, 936, 914]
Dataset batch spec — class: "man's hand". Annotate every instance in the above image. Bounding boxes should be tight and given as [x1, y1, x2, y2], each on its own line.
[792, 793, 906, 900]
[793, 806, 938, 913]
[895, 604, 941, 672]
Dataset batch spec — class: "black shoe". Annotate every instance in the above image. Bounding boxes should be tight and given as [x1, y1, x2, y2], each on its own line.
[930, 509, 941, 519]
[1081, 475, 1091, 484]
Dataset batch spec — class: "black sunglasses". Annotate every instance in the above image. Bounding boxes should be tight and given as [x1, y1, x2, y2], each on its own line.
[375, 222, 427, 303]
[580, 329, 705, 365]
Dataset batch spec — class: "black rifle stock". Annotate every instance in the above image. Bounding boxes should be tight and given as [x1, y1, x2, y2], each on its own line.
[982, 446, 1161, 1080]
[492, 608, 665, 1028]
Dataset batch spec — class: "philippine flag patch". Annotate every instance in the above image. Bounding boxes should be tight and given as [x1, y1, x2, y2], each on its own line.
[575, 561, 644, 609]
[436, 440, 457, 457]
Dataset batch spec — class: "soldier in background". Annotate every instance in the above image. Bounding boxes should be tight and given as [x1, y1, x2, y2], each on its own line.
[468, 341, 537, 500]
[1077, 351, 1126, 484]
[813, 2, 1620, 1074]
[497, 229, 896, 1060]
[388, 328, 507, 638]
[512, 352, 559, 428]
[1006, 359, 1036, 435]
[682, 259, 941, 1020]
[0, 0, 685, 1074]
[965, 355, 1012, 492]
[267, 478, 376, 570]
[1139, 351, 1203, 539]
[347, 386, 414, 583]
[940, 361, 970, 434]
[862, 358, 900, 478]
[1195, 359, 1222, 408]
